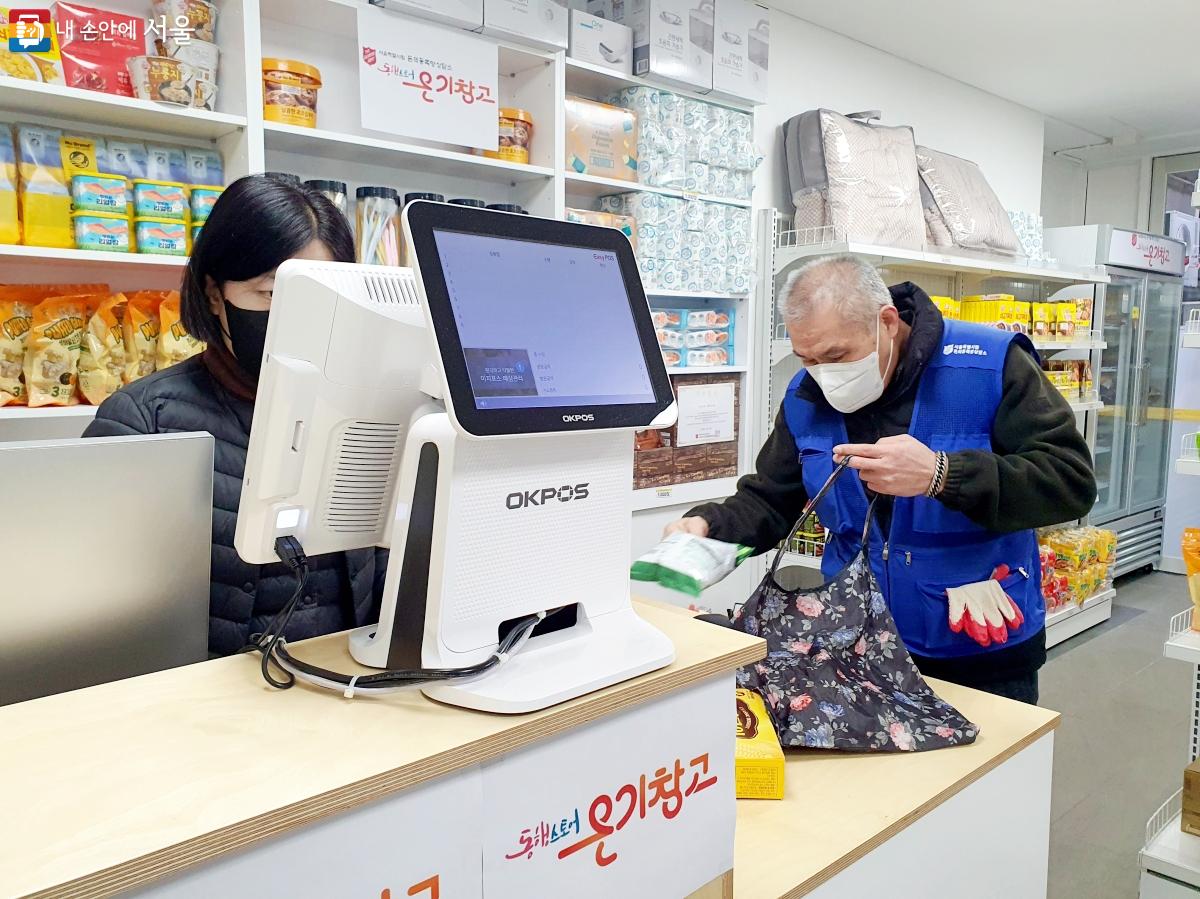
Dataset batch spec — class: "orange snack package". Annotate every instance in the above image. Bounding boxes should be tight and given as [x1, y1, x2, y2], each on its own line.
[78, 293, 128, 405]
[24, 294, 102, 406]
[0, 282, 106, 405]
[122, 290, 168, 384]
[156, 291, 203, 370]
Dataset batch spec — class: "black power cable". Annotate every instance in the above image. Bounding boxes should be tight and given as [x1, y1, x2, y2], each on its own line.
[243, 536, 549, 694]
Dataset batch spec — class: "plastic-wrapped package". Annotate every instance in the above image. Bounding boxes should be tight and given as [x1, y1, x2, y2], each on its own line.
[916, 146, 1021, 255]
[783, 109, 925, 249]
[631, 533, 752, 597]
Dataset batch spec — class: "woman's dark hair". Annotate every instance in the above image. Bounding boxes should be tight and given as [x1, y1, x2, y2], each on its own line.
[181, 174, 355, 346]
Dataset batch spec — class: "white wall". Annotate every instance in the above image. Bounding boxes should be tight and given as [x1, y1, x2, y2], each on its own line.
[1082, 162, 1143, 230]
[1041, 153, 1087, 228]
[753, 8, 1046, 215]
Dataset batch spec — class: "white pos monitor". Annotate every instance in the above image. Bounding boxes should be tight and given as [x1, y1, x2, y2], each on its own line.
[235, 202, 678, 712]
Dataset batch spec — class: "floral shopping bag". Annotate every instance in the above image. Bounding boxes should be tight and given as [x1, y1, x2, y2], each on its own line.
[732, 460, 979, 752]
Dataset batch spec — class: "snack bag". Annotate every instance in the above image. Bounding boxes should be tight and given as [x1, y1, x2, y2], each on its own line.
[1185, 529, 1200, 632]
[631, 533, 753, 597]
[156, 292, 203, 370]
[0, 294, 33, 405]
[122, 290, 167, 383]
[24, 294, 98, 406]
[0, 125, 17, 244]
[16, 124, 71, 248]
[1, 283, 106, 405]
[77, 293, 127, 405]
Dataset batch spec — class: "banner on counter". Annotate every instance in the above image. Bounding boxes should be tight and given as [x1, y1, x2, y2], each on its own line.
[357, 4, 498, 151]
[481, 676, 735, 898]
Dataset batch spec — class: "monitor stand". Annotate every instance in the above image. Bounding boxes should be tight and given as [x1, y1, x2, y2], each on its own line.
[348, 410, 674, 713]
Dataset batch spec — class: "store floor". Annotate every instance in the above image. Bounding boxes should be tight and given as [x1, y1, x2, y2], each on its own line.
[1045, 569, 1191, 898]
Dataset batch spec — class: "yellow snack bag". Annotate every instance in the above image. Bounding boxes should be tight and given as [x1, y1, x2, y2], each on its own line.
[0, 125, 18, 245]
[78, 293, 128, 405]
[156, 292, 204, 370]
[122, 290, 167, 383]
[1184, 530, 1200, 631]
[24, 294, 97, 407]
[735, 688, 784, 800]
[0, 294, 33, 405]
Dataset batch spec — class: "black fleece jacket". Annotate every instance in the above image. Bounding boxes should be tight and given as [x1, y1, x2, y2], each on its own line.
[690, 283, 1097, 685]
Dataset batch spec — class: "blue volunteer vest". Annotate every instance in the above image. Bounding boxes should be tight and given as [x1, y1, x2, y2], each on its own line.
[783, 319, 1044, 659]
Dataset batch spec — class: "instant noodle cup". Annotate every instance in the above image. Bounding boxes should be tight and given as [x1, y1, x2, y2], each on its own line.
[122, 290, 168, 383]
[24, 294, 102, 406]
[77, 293, 128, 405]
[261, 58, 321, 129]
[152, 0, 217, 43]
[126, 55, 198, 107]
[156, 292, 203, 370]
[72, 210, 131, 253]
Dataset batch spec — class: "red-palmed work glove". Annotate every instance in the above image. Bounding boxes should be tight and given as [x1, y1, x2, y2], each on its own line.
[945, 565, 1025, 648]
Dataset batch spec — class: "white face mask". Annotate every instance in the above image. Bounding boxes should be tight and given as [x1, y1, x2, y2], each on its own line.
[806, 313, 895, 414]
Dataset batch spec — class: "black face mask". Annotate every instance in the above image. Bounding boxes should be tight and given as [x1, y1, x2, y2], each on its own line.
[223, 300, 270, 379]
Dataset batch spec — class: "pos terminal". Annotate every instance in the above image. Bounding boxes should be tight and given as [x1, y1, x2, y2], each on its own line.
[234, 202, 678, 712]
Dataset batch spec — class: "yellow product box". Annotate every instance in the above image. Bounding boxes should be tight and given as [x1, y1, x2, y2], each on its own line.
[735, 688, 784, 800]
[564, 96, 639, 182]
[0, 8, 65, 85]
[1053, 302, 1077, 342]
[1073, 295, 1094, 334]
[1014, 301, 1032, 335]
[930, 295, 959, 320]
[1031, 303, 1052, 339]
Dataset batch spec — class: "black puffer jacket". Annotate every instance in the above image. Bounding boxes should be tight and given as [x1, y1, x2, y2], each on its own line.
[84, 355, 386, 656]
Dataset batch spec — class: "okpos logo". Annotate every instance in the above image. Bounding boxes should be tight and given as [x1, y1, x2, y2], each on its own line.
[506, 483, 591, 510]
[562, 413, 595, 423]
[943, 343, 987, 357]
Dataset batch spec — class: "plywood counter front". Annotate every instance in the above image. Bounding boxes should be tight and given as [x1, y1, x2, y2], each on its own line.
[734, 679, 1060, 898]
[0, 601, 764, 899]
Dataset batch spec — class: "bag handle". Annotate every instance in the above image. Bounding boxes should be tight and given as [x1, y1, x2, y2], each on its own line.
[768, 456, 855, 581]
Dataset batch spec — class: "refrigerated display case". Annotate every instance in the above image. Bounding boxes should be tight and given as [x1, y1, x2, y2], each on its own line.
[1046, 226, 1186, 576]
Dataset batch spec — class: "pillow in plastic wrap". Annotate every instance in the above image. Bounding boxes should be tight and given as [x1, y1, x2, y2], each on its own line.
[916, 146, 1021, 255]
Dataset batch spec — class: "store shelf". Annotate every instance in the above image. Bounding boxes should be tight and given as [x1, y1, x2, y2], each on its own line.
[1180, 458, 1200, 477]
[1032, 336, 1107, 351]
[1068, 399, 1105, 414]
[1185, 333, 1200, 350]
[263, 123, 555, 183]
[632, 476, 739, 512]
[564, 57, 755, 112]
[666, 366, 749, 375]
[0, 244, 188, 271]
[647, 289, 750, 301]
[0, 79, 246, 140]
[1164, 608, 1200, 664]
[1177, 435, 1200, 477]
[779, 551, 824, 571]
[0, 405, 98, 421]
[1045, 587, 1115, 648]
[1141, 791, 1200, 889]
[775, 233, 1110, 284]
[565, 173, 753, 208]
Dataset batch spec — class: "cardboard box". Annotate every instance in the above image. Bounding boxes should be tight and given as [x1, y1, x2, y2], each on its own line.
[564, 96, 639, 181]
[484, 0, 568, 50]
[735, 688, 784, 799]
[1184, 759, 1200, 836]
[376, 0, 484, 31]
[590, 0, 712, 92]
[569, 8, 632, 73]
[711, 0, 768, 104]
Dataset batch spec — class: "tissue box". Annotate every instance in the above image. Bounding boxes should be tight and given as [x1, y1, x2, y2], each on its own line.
[569, 9, 632, 73]
[484, 0, 567, 50]
[735, 688, 784, 799]
[590, 0, 712, 92]
[712, 0, 769, 104]
[376, 0, 483, 30]
[565, 96, 639, 182]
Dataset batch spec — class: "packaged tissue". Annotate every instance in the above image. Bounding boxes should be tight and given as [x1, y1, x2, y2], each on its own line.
[565, 96, 639, 181]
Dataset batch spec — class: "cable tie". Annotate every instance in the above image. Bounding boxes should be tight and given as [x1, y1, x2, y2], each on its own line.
[344, 674, 362, 700]
[494, 650, 510, 662]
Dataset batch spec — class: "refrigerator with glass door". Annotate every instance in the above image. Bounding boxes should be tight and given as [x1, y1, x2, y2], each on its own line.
[1046, 226, 1185, 576]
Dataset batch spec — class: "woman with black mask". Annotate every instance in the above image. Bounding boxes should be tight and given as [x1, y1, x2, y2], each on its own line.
[85, 174, 387, 657]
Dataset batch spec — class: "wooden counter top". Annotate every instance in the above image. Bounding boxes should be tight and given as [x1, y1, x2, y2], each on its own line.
[733, 679, 1060, 898]
[0, 602, 764, 899]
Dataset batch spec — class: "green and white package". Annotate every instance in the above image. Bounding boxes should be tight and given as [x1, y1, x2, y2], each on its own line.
[630, 534, 753, 597]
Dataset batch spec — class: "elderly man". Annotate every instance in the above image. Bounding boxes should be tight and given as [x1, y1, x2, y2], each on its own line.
[668, 254, 1095, 703]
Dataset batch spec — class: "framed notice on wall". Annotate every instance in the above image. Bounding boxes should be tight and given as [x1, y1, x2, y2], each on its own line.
[357, 4, 499, 151]
[676, 382, 736, 447]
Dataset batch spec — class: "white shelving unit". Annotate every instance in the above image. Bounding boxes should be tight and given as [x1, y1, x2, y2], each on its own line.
[779, 551, 824, 571]
[1184, 310, 1200, 350]
[632, 476, 740, 513]
[1180, 434, 1200, 477]
[1044, 587, 1116, 648]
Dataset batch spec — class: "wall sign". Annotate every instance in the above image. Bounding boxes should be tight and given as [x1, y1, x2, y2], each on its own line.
[676, 382, 737, 447]
[357, 4, 499, 151]
[1106, 228, 1186, 276]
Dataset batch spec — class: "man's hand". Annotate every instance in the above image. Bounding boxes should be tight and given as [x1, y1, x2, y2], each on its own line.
[834, 435, 938, 498]
[663, 516, 710, 539]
